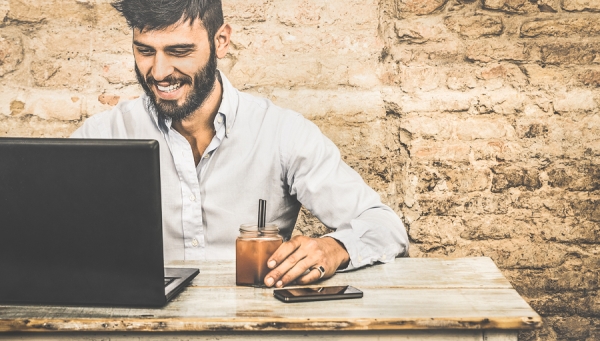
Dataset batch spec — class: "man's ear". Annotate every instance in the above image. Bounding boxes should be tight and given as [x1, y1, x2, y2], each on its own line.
[215, 23, 231, 59]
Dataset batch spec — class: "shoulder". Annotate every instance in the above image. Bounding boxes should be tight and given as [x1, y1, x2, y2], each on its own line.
[237, 90, 307, 126]
[71, 97, 150, 138]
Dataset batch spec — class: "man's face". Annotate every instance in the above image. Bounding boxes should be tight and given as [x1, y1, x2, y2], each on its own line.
[133, 20, 217, 121]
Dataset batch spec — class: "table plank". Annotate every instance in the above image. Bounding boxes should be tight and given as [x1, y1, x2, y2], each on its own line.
[0, 330, 517, 341]
[173, 257, 514, 289]
[0, 288, 540, 331]
[0, 257, 540, 334]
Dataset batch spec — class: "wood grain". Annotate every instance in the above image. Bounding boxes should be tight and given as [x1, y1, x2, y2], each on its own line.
[0, 257, 541, 334]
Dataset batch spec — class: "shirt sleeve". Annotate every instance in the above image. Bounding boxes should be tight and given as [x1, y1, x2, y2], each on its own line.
[280, 112, 409, 271]
[70, 113, 110, 138]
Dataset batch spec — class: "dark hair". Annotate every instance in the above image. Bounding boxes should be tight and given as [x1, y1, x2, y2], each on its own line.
[112, 0, 224, 41]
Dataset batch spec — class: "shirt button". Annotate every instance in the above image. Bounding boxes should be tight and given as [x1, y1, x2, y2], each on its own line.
[189, 194, 196, 201]
[217, 117, 223, 124]
[191, 238, 199, 247]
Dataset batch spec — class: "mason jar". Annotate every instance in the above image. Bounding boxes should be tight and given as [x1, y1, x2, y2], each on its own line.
[236, 223, 283, 287]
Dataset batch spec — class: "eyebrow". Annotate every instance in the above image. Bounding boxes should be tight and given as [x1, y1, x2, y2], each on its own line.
[133, 40, 196, 50]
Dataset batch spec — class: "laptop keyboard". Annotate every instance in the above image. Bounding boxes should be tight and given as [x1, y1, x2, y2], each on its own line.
[164, 277, 176, 287]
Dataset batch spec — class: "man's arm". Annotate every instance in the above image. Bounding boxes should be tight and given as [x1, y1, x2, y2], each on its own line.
[264, 112, 408, 288]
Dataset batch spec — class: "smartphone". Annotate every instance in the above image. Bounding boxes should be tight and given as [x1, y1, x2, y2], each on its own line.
[273, 285, 363, 303]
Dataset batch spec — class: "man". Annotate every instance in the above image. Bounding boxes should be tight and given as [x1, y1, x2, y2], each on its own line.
[72, 0, 409, 288]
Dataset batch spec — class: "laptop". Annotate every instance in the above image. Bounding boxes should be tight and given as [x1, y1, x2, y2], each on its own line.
[0, 137, 199, 307]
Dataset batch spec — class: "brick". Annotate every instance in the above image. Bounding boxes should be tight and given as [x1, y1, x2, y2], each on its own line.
[409, 163, 491, 194]
[97, 54, 137, 85]
[0, 115, 79, 138]
[562, 0, 600, 12]
[446, 69, 478, 91]
[418, 194, 463, 216]
[410, 140, 472, 161]
[520, 64, 567, 88]
[25, 90, 83, 121]
[552, 316, 593, 340]
[516, 120, 549, 139]
[228, 54, 352, 89]
[395, 0, 448, 17]
[391, 17, 448, 44]
[530, 293, 600, 317]
[442, 168, 491, 193]
[97, 94, 120, 106]
[547, 162, 600, 191]
[570, 199, 600, 222]
[460, 214, 526, 240]
[553, 89, 597, 113]
[456, 118, 512, 141]
[483, 0, 540, 13]
[386, 41, 464, 66]
[444, 15, 504, 38]
[521, 18, 600, 38]
[491, 166, 542, 192]
[401, 115, 454, 140]
[317, 120, 390, 158]
[0, 32, 24, 78]
[489, 239, 566, 269]
[274, 0, 379, 28]
[399, 66, 446, 92]
[407, 216, 461, 251]
[541, 42, 600, 65]
[0, 0, 7, 21]
[580, 70, 600, 86]
[539, 217, 600, 243]
[223, 0, 271, 23]
[83, 85, 141, 117]
[7, 0, 98, 24]
[537, 0, 560, 12]
[466, 40, 537, 63]
[389, 90, 473, 113]
[269, 88, 385, 122]
[29, 58, 92, 90]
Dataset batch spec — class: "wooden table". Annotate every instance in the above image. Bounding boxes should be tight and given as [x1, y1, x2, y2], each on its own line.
[0, 257, 541, 340]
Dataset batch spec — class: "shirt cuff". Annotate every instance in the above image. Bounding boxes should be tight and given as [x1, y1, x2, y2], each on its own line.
[323, 219, 399, 272]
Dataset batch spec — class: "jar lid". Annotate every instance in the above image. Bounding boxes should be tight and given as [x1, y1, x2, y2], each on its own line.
[239, 223, 279, 232]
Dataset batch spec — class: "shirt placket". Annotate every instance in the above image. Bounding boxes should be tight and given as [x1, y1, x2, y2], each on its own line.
[167, 129, 205, 260]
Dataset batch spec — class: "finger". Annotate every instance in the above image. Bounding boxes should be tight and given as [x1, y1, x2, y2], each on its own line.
[264, 246, 309, 287]
[272, 256, 315, 288]
[266, 237, 304, 269]
[295, 266, 327, 285]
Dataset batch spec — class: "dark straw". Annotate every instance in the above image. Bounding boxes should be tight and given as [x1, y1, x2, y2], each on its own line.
[258, 199, 266, 230]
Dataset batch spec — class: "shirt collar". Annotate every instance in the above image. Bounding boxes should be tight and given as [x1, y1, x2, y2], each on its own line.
[144, 69, 238, 138]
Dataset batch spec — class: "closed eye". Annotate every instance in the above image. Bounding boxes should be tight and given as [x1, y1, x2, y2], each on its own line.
[135, 47, 155, 56]
[167, 48, 194, 57]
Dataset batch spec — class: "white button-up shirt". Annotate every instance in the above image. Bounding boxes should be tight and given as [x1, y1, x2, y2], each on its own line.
[72, 71, 408, 270]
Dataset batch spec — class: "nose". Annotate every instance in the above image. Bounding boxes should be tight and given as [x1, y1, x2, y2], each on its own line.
[151, 52, 174, 82]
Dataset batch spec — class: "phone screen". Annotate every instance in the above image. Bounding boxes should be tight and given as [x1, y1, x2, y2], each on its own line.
[273, 285, 363, 303]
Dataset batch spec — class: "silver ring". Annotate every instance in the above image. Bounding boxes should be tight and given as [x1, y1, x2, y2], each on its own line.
[312, 265, 326, 279]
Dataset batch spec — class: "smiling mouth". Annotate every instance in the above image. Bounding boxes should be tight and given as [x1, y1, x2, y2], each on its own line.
[156, 82, 182, 93]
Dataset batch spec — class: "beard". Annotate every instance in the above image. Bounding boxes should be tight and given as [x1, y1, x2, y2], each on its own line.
[135, 47, 218, 122]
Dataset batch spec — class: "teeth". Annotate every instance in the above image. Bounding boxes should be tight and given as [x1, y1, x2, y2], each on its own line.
[157, 82, 181, 93]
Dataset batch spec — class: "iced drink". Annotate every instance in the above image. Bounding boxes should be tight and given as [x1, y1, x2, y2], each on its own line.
[236, 224, 282, 287]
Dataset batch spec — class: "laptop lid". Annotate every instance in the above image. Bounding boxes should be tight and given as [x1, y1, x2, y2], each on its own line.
[0, 137, 197, 307]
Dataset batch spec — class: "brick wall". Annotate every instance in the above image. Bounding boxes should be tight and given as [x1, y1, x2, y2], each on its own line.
[1, 1, 599, 340]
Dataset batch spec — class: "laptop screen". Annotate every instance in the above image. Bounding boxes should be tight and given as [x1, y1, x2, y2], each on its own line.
[0, 138, 167, 306]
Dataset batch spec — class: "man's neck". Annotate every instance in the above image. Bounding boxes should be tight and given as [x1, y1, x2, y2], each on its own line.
[172, 76, 223, 165]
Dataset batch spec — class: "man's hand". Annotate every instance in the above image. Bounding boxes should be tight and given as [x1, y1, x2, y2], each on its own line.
[263, 236, 350, 288]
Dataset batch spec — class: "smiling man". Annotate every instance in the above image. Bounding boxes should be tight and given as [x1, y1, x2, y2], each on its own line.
[72, 0, 409, 288]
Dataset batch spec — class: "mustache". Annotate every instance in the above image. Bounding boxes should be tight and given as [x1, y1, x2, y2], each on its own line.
[144, 73, 193, 87]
